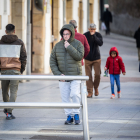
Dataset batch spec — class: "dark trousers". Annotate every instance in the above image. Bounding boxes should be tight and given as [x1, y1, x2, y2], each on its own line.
[1, 70, 20, 113]
[139, 62, 140, 72]
[105, 22, 110, 35]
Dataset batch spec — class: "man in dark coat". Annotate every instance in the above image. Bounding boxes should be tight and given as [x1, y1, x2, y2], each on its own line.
[134, 25, 140, 72]
[134, 25, 140, 61]
[102, 8, 112, 35]
[84, 24, 103, 98]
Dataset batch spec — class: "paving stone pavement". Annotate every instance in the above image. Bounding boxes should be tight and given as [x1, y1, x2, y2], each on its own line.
[0, 33, 140, 140]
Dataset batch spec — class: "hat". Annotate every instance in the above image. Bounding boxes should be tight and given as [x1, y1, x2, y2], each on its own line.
[104, 4, 109, 8]
[69, 20, 77, 28]
[6, 24, 15, 31]
[89, 23, 96, 29]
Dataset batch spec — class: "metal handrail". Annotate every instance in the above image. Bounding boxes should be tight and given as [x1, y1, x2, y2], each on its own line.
[0, 75, 89, 80]
[0, 102, 81, 109]
[0, 75, 89, 140]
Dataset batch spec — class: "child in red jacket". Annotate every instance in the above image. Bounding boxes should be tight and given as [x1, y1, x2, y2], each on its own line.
[104, 47, 126, 99]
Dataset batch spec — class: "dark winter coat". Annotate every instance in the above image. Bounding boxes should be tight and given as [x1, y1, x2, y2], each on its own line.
[50, 24, 84, 75]
[105, 47, 126, 75]
[84, 31, 103, 61]
[134, 27, 140, 48]
[102, 9, 112, 23]
[61, 29, 90, 65]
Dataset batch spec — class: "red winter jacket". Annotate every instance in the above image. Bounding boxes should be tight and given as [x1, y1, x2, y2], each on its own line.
[105, 47, 126, 74]
[61, 29, 90, 65]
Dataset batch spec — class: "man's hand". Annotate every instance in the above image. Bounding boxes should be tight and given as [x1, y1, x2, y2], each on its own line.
[104, 67, 107, 71]
[64, 41, 70, 48]
[90, 32, 95, 35]
[122, 72, 126, 75]
[60, 74, 65, 82]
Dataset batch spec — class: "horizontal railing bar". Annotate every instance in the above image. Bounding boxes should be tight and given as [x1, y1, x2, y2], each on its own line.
[0, 102, 82, 109]
[0, 75, 89, 81]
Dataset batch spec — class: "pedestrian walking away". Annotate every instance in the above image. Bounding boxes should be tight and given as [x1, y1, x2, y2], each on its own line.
[84, 23, 103, 98]
[0, 24, 27, 120]
[102, 7, 113, 35]
[69, 20, 90, 66]
[50, 24, 84, 125]
[104, 47, 126, 99]
[134, 25, 140, 72]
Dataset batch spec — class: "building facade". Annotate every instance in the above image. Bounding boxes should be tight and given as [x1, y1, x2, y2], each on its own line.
[100, 0, 140, 37]
[0, 0, 100, 77]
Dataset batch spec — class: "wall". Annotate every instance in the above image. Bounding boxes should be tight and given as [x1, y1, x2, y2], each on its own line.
[66, 0, 73, 24]
[44, 0, 63, 74]
[44, 1, 51, 74]
[93, 0, 99, 31]
[31, 0, 45, 73]
[0, 0, 11, 37]
[83, 0, 88, 33]
[73, 0, 79, 30]
[11, 0, 27, 44]
[0, 0, 11, 88]
[10, 0, 27, 82]
[108, 0, 140, 37]
[78, 0, 83, 33]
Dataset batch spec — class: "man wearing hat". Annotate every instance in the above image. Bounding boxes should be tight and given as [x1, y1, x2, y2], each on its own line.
[102, 5, 113, 35]
[84, 24, 103, 98]
[0, 24, 27, 120]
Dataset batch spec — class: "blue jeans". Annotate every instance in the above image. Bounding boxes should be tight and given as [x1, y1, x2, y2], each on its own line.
[110, 74, 120, 94]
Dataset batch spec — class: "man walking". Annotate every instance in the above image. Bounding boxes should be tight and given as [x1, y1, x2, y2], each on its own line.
[50, 24, 84, 125]
[0, 24, 27, 120]
[102, 7, 112, 35]
[84, 24, 103, 98]
[134, 25, 140, 72]
[69, 20, 90, 66]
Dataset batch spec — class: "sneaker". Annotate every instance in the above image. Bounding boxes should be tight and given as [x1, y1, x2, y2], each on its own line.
[117, 91, 121, 98]
[3, 109, 7, 114]
[74, 114, 80, 125]
[6, 113, 16, 120]
[65, 115, 73, 124]
[110, 94, 115, 99]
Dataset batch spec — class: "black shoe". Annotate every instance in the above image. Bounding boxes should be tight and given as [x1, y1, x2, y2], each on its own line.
[74, 114, 80, 125]
[65, 115, 73, 125]
[11, 114, 16, 119]
[6, 113, 16, 120]
[3, 109, 7, 114]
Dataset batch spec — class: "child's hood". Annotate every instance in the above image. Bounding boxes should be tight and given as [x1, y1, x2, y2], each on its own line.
[109, 47, 119, 56]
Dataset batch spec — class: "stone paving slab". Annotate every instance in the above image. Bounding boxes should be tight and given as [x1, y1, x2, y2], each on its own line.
[0, 81, 140, 140]
[0, 33, 140, 140]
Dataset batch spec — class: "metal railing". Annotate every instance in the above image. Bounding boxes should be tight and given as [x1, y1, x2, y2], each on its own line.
[0, 75, 89, 140]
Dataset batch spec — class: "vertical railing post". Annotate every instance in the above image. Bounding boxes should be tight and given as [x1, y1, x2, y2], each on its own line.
[81, 80, 90, 140]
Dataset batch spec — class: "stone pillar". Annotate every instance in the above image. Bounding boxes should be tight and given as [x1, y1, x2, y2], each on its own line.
[11, 0, 26, 42]
[89, 0, 94, 24]
[93, 0, 99, 31]
[11, 0, 27, 82]
[66, 0, 73, 24]
[78, 1, 83, 34]
[31, 0, 46, 73]
[53, 0, 60, 46]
